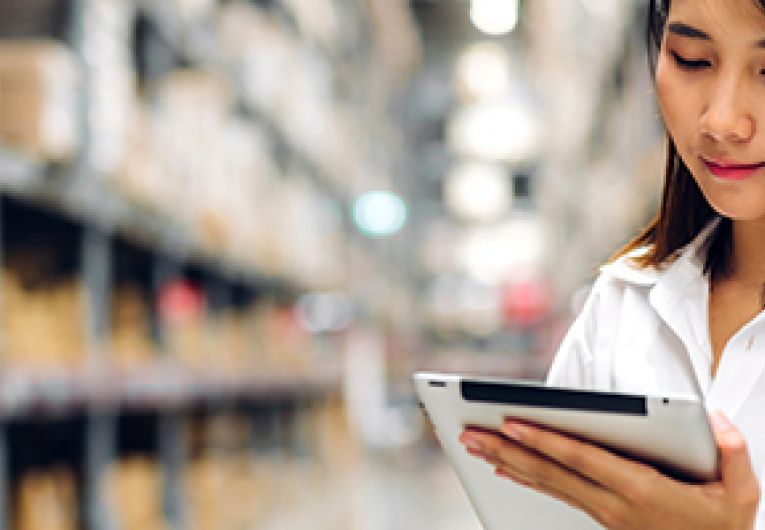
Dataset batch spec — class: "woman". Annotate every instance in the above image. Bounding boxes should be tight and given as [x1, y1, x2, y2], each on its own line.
[460, 1, 765, 528]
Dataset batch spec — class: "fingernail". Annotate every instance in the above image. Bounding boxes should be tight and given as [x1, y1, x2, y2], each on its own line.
[460, 433, 483, 452]
[466, 447, 483, 457]
[710, 410, 733, 432]
[503, 421, 525, 442]
[495, 468, 513, 479]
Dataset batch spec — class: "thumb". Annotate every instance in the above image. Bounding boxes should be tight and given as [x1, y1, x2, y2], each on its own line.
[710, 411, 757, 490]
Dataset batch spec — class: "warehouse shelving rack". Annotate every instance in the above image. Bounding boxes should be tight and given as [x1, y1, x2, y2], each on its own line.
[135, 0, 356, 205]
[0, 0, 394, 528]
[0, 158, 345, 530]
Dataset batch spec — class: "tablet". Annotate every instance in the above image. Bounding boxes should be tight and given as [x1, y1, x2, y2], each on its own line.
[414, 371, 719, 530]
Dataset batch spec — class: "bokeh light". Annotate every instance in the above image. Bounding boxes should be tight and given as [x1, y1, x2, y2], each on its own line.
[469, 0, 519, 36]
[352, 190, 408, 238]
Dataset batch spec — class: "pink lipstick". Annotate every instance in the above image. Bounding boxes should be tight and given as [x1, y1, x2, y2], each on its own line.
[702, 157, 765, 180]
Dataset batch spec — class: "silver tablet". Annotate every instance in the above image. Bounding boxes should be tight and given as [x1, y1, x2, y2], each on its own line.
[414, 371, 719, 530]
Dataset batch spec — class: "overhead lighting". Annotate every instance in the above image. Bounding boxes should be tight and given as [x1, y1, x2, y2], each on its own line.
[448, 99, 542, 163]
[444, 162, 509, 222]
[470, 0, 519, 36]
[455, 42, 510, 101]
[352, 191, 408, 238]
[458, 216, 545, 285]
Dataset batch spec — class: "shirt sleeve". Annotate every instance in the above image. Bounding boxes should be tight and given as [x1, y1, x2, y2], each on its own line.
[545, 276, 607, 389]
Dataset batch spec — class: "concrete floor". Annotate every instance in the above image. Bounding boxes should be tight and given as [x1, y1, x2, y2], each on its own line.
[261, 448, 483, 530]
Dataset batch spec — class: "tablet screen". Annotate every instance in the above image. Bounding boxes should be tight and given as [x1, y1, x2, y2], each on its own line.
[459, 380, 647, 415]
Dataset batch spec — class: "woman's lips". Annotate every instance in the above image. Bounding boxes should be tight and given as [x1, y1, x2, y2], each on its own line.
[701, 157, 765, 180]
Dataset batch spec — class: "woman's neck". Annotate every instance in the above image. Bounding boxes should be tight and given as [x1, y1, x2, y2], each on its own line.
[731, 218, 765, 286]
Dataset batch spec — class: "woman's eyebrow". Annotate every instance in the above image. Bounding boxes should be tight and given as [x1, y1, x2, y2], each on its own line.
[667, 21, 765, 49]
[667, 22, 711, 41]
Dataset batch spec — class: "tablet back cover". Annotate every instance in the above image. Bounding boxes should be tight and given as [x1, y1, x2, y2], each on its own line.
[416, 374, 604, 530]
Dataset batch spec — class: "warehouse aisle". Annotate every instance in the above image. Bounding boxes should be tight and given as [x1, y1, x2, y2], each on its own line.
[261, 450, 483, 530]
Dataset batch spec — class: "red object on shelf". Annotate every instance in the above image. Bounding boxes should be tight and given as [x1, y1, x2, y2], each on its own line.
[157, 279, 206, 323]
[501, 278, 552, 326]
[275, 306, 311, 354]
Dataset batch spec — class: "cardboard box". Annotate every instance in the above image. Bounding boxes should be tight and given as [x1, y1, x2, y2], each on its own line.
[111, 283, 157, 370]
[0, 40, 79, 161]
[106, 456, 168, 530]
[185, 453, 269, 530]
[2, 270, 86, 369]
[14, 468, 77, 530]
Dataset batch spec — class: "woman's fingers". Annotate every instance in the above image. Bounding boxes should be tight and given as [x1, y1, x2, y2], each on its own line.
[461, 429, 623, 526]
[498, 420, 661, 495]
[459, 413, 762, 530]
[709, 411, 761, 508]
[493, 463, 597, 518]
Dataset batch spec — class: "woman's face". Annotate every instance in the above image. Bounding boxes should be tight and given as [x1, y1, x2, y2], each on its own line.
[656, 0, 765, 221]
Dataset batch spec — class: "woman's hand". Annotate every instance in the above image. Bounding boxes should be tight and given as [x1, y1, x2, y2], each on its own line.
[459, 411, 760, 530]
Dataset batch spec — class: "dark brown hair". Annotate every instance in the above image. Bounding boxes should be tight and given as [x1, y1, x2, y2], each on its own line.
[609, 0, 765, 277]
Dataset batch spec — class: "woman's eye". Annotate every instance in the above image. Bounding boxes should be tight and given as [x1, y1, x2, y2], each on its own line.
[671, 51, 711, 70]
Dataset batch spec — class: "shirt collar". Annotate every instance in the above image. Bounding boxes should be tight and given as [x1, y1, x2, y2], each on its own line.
[601, 217, 721, 288]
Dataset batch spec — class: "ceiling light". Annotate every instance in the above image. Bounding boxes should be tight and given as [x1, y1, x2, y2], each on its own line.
[469, 0, 519, 36]
[444, 162, 509, 222]
[455, 42, 510, 101]
[448, 99, 542, 163]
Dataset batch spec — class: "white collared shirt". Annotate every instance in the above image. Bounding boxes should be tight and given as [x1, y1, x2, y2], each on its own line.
[547, 218, 765, 527]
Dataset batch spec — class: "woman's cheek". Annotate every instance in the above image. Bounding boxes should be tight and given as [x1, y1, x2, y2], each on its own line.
[655, 63, 686, 140]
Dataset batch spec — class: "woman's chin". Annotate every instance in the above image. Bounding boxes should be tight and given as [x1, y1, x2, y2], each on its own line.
[707, 204, 765, 223]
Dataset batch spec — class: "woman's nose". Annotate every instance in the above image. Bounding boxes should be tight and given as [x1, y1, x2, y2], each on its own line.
[700, 79, 755, 144]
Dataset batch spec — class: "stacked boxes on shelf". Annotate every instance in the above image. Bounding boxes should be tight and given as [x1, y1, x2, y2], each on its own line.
[110, 283, 156, 370]
[82, 0, 138, 176]
[0, 0, 420, 528]
[250, 300, 311, 374]
[2, 242, 86, 371]
[157, 279, 209, 371]
[184, 412, 279, 530]
[217, 1, 361, 191]
[185, 455, 266, 529]
[115, 63, 348, 285]
[106, 456, 168, 530]
[138, 70, 234, 252]
[0, 40, 79, 162]
[2, 273, 86, 370]
[14, 468, 78, 530]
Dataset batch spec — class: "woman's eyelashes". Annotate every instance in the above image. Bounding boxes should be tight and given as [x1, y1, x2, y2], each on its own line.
[670, 50, 765, 77]
[670, 50, 711, 70]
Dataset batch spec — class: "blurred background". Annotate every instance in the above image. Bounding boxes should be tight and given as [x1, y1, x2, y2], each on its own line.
[0, 0, 664, 529]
